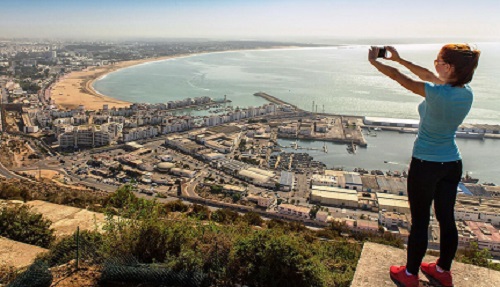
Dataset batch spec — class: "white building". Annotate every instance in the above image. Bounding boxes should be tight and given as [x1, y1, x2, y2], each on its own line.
[122, 126, 159, 142]
[311, 174, 338, 187]
[278, 204, 311, 219]
[203, 152, 226, 161]
[379, 211, 410, 229]
[58, 125, 111, 148]
[170, 168, 197, 178]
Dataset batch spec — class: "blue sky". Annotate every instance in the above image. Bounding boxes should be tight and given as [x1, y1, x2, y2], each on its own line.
[1, 0, 499, 40]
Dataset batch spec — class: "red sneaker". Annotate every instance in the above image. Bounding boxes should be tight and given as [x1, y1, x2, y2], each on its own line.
[420, 262, 453, 287]
[390, 265, 419, 287]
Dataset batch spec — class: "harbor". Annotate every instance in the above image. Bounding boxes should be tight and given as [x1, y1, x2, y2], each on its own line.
[276, 131, 500, 184]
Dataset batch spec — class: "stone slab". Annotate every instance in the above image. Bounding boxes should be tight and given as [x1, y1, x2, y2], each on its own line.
[351, 242, 500, 287]
[0, 237, 47, 268]
[27, 200, 106, 237]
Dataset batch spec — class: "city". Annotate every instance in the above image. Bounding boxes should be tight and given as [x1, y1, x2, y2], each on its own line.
[1, 1, 500, 286]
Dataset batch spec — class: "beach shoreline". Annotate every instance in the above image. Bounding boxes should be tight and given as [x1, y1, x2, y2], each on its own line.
[50, 54, 192, 111]
[50, 46, 306, 111]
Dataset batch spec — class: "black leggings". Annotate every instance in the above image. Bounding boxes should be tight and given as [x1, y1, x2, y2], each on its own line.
[406, 157, 462, 275]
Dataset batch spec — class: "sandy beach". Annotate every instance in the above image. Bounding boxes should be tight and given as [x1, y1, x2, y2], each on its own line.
[49, 47, 301, 111]
[50, 54, 187, 110]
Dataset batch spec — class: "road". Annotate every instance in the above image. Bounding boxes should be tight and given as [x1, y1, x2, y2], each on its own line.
[0, 86, 7, 132]
[0, 160, 29, 180]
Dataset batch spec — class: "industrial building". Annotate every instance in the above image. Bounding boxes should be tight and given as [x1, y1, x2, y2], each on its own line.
[310, 186, 358, 209]
[376, 193, 410, 214]
[279, 171, 295, 191]
[311, 174, 338, 187]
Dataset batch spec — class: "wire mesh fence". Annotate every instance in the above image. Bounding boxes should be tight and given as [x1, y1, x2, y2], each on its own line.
[4, 225, 224, 287]
[6, 260, 52, 287]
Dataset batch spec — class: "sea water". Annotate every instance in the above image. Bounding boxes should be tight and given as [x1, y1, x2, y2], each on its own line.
[94, 43, 500, 183]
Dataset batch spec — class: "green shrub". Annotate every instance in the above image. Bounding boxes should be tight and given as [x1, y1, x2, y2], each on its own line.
[227, 230, 328, 287]
[211, 208, 240, 224]
[456, 242, 500, 271]
[163, 199, 189, 213]
[188, 204, 211, 220]
[0, 205, 54, 248]
[241, 212, 263, 227]
[39, 230, 104, 267]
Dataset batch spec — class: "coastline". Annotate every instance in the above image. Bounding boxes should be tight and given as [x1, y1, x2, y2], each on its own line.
[50, 54, 192, 110]
[50, 46, 306, 111]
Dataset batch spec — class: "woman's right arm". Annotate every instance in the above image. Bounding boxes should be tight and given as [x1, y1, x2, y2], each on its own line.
[385, 46, 444, 85]
[369, 47, 426, 97]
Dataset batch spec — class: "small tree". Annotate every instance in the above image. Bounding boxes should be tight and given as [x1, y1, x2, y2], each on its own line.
[210, 185, 223, 194]
[212, 208, 240, 224]
[241, 212, 263, 226]
[457, 242, 494, 268]
[0, 205, 55, 248]
[232, 193, 242, 203]
[188, 204, 211, 220]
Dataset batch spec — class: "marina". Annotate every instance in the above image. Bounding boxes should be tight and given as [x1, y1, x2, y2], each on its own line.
[277, 131, 500, 184]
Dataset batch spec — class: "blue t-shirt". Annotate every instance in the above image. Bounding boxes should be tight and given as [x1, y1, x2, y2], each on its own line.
[412, 83, 473, 162]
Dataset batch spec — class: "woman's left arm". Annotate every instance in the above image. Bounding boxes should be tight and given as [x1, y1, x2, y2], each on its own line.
[369, 47, 426, 98]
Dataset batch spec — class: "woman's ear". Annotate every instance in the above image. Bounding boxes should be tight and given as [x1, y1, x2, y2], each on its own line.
[446, 64, 455, 78]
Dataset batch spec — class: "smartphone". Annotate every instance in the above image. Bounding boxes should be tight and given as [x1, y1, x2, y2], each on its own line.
[377, 47, 387, 58]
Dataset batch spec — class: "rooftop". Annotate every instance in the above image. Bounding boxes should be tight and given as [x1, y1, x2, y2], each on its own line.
[465, 221, 500, 243]
[311, 189, 358, 201]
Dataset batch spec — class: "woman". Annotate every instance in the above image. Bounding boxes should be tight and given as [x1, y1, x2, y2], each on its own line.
[368, 44, 480, 287]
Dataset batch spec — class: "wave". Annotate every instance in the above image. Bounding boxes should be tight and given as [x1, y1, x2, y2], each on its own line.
[187, 78, 210, 91]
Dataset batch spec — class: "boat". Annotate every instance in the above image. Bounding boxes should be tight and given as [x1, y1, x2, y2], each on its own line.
[462, 172, 479, 184]
[399, 128, 417, 134]
[346, 142, 356, 154]
[456, 131, 485, 139]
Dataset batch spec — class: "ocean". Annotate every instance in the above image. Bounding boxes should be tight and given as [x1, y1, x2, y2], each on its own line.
[93, 43, 500, 183]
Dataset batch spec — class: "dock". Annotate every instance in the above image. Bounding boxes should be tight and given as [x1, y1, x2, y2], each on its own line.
[254, 92, 301, 110]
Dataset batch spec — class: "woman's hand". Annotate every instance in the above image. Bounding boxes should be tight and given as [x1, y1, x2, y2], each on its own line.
[368, 46, 379, 64]
[385, 46, 401, 62]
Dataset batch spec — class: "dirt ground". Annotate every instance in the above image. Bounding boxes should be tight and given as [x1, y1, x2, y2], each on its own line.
[49, 263, 101, 287]
[0, 138, 40, 168]
[19, 169, 88, 190]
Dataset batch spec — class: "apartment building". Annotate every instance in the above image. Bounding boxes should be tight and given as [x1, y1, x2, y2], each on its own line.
[122, 126, 159, 142]
[58, 125, 111, 148]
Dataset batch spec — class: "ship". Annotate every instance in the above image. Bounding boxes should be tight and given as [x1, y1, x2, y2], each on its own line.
[399, 128, 417, 134]
[346, 141, 356, 154]
[456, 131, 485, 139]
[462, 172, 479, 184]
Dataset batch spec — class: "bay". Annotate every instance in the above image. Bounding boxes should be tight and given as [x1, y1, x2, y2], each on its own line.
[94, 43, 500, 184]
[94, 43, 500, 124]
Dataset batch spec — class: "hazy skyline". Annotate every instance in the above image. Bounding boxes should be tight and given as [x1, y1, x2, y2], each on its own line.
[2, 0, 500, 41]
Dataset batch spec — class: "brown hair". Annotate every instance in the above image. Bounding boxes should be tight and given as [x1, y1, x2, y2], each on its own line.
[440, 44, 480, 87]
